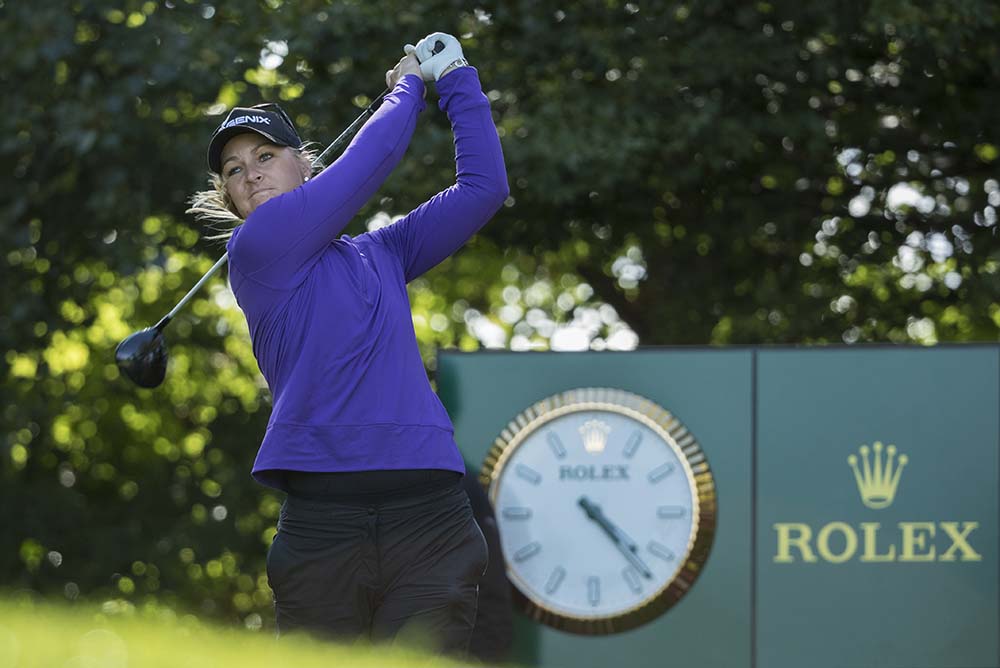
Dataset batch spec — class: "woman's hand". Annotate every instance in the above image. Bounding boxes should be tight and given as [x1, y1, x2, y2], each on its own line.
[385, 53, 422, 90]
[404, 33, 467, 82]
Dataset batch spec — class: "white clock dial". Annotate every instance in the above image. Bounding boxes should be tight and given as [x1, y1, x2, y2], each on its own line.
[482, 388, 716, 635]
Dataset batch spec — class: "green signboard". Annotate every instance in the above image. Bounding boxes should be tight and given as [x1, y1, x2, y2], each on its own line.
[756, 348, 998, 667]
[438, 346, 998, 668]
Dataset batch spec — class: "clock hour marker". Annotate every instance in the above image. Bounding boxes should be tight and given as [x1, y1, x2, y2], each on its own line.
[587, 576, 600, 606]
[502, 507, 532, 520]
[658, 506, 686, 519]
[622, 567, 642, 594]
[648, 463, 674, 483]
[544, 567, 566, 595]
[513, 542, 541, 562]
[546, 432, 567, 459]
[648, 541, 675, 562]
[515, 464, 542, 485]
[623, 431, 642, 459]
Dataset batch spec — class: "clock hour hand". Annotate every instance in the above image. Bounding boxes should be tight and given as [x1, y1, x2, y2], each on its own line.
[578, 496, 639, 552]
[578, 496, 654, 579]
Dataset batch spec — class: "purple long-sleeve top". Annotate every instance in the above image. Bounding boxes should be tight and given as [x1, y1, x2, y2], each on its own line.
[226, 69, 508, 490]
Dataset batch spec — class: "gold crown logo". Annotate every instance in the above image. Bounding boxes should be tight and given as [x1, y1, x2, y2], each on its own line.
[847, 442, 908, 509]
[579, 419, 610, 455]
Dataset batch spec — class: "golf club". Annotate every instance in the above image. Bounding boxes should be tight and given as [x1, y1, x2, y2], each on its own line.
[115, 89, 389, 388]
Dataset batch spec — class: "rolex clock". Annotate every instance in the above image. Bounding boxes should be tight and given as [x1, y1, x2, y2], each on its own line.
[480, 387, 716, 635]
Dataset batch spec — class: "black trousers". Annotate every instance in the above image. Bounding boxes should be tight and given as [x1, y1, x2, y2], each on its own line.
[266, 479, 489, 654]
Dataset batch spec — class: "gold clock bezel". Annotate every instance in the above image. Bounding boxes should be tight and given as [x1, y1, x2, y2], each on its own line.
[479, 387, 717, 635]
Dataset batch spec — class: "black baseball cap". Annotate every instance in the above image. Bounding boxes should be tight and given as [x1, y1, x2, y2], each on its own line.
[207, 102, 302, 174]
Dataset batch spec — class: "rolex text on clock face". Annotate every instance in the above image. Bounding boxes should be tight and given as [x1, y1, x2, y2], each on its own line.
[490, 400, 701, 625]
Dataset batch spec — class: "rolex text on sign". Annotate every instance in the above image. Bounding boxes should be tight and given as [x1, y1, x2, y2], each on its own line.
[773, 443, 982, 564]
[773, 521, 981, 563]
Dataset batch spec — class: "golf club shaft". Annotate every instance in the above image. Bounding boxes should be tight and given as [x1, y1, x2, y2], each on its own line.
[155, 252, 230, 330]
[315, 89, 389, 166]
[152, 89, 391, 332]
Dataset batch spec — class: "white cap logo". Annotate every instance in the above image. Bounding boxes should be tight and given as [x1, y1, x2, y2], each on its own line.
[219, 115, 272, 132]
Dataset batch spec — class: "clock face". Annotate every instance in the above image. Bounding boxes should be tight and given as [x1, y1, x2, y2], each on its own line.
[481, 388, 716, 635]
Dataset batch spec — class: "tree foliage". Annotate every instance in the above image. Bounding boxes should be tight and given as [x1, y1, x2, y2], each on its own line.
[2, 0, 998, 629]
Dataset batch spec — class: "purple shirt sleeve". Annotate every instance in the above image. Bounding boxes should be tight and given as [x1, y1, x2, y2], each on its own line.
[227, 74, 427, 288]
[367, 67, 509, 283]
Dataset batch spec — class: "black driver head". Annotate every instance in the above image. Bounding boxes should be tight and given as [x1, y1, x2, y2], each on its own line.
[115, 327, 168, 388]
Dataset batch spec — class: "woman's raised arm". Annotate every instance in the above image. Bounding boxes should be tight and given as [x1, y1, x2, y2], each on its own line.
[228, 72, 426, 288]
[369, 65, 508, 283]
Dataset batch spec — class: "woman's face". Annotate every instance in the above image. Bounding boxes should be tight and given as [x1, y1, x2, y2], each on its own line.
[220, 133, 309, 217]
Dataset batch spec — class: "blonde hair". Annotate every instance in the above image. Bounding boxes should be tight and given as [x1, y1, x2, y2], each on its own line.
[187, 144, 323, 243]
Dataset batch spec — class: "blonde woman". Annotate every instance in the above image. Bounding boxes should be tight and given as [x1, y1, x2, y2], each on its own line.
[190, 33, 508, 653]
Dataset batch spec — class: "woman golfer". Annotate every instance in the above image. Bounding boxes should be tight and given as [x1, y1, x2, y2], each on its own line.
[189, 33, 507, 653]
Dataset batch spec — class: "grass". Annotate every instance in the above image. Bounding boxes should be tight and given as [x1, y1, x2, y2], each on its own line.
[0, 597, 464, 668]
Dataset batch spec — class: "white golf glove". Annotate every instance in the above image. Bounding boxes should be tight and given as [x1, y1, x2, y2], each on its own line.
[403, 32, 468, 82]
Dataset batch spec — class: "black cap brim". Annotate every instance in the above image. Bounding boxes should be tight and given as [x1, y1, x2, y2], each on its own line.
[208, 126, 287, 174]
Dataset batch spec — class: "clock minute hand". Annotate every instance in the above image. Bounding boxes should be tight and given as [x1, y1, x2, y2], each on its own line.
[577, 496, 654, 579]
